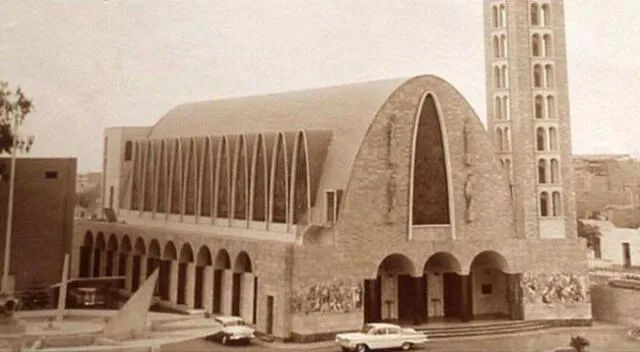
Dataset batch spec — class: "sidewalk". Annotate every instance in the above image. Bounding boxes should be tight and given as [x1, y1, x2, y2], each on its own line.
[252, 322, 631, 350]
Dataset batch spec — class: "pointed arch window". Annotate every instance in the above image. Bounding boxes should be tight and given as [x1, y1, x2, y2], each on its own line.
[533, 64, 543, 87]
[550, 158, 560, 183]
[538, 159, 548, 184]
[124, 141, 133, 161]
[532, 34, 542, 57]
[552, 191, 562, 216]
[536, 127, 547, 151]
[530, 3, 539, 26]
[540, 191, 549, 217]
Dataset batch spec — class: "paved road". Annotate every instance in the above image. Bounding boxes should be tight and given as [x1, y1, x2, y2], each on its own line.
[162, 327, 639, 352]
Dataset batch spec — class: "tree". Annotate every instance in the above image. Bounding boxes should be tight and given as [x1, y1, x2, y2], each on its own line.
[76, 185, 99, 209]
[577, 220, 602, 250]
[0, 81, 35, 168]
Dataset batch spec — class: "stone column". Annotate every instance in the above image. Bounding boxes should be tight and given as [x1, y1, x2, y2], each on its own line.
[241, 273, 255, 323]
[185, 263, 196, 309]
[169, 261, 179, 304]
[203, 266, 214, 314]
[125, 253, 134, 292]
[222, 270, 233, 315]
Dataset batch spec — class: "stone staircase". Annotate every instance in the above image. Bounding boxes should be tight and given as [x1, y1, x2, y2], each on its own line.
[413, 320, 551, 339]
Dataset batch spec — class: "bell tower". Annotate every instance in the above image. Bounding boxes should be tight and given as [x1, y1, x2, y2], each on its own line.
[483, 0, 576, 239]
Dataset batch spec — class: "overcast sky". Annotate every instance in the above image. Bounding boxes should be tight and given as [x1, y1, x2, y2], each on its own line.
[1, 1, 639, 173]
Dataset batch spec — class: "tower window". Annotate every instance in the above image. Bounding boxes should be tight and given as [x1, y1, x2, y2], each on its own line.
[493, 36, 500, 58]
[530, 3, 539, 26]
[541, 4, 551, 26]
[499, 4, 507, 27]
[494, 96, 503, 120]
[546, 95, 556, 119]
[501, 65, 509, 88]
[540, 191, 549, 217]
[496, 127, 504, 152]
[549, 127, 558, 150]
[536, 127, 547, 151]
[550, 158, 560, 183]
[124, 140, 133, 161]
[533, 64, 543, 87]
[504, 158, 512, 182]
[531, 34, 542, 57]
[503, 127, 511, 152]
[45, 171, 58, 179]
[502, 96, 510, 120]
[492, 5, 499, 28]
[538, 159, 548, 184]
[552, 191, 562, 216]
[543, 34, 553, 57]
[494, 66, 501, 88]
[500, 35, 508, 58]
[534, 95, 544, 118]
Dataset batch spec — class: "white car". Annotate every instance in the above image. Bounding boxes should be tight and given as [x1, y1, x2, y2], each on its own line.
[335, 323, 428, 351]
[206, 316, 255, 345]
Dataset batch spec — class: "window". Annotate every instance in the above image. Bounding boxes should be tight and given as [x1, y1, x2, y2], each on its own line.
[502, 96, 510, 120]
[543, 34, 553, 57]
[550, 159, 560, 183]
[540, 191, 549, 216]
[492, 5, 499, 28]
[500, 35, 508, 57]
[494, 66, 501, 88]
[45, 171, 58, 179]
[493, 36, 500, 58]
[325, 190, 337, 223]
[503, 127, 510, 152]
[533, 64, 543, 87]
[496, 128, 504, 151]
[538, 159, 547, 184]
[535, 95, 544, 118]
[541, 4, 551, 26]
[530, 3, 539, 25]
[494, 96, 502, 120]
[499, 4, 507, 27]
[481, 284, 493, 294]
[552, 191, 562, 216]
[501, 65, 509, 88]
[545, 64, 554, 87]
[504, 158, 512, 182]
[124, 140, 133, 161]
[546, 95, 556, 119]
[532, 34, 542, 57]
[549, 127, 558, 150]
[536, 127, 547, 151]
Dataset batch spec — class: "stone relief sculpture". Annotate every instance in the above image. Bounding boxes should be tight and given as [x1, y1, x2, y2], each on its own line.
[291, 280, 364, 315]
[521, 273, 590, 304]
[464, 173, 476, 223]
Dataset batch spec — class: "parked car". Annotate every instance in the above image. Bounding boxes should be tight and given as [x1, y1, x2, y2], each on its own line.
[335, 323, 428, 351]
[206, 316, 255, 345]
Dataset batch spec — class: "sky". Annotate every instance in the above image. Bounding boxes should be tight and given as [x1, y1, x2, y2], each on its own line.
[1, 0, 639, 173]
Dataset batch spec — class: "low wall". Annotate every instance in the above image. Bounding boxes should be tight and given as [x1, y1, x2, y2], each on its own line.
[591, 285, 640, 326]
[289, 312, 362, 342]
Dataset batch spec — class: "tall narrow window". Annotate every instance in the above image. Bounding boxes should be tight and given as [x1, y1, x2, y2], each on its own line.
[549, 127, 558, 150]
[124, 141, 133, 161]
[540, 192, 549, 217]
[495, 97, 503, 120]
[550, 158, 560, 183]
[500, 35, 508, 58]
[532, 34, 542, 57]
[493, 36, 500, 58]
[538, 159, 547, 184]
[552, 191, 562, 216]
[496, 128, 504, 151]
[503, 127, 511, 152]
[530, 3, 539, 26]
[545, 64, 554, 87]
[501, 65, 509, 88]
[536, 127, 547, 151]
[505, 158, 512, 182]
[492, 5, 499, 28]
[541, 4, 551, 26]
[495, 66, 501, 88]
[543, 34, 553, 57]
[325, 190, 336, 223]
[547, 95, 556, 119]
[502, 96, 510, 120]
[500, 4, 507, 27]
[533, 64, 543, 87]
[535, 95, 544, 118]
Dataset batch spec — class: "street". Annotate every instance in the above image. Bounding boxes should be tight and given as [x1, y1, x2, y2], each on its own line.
[162, 327, 639, 352]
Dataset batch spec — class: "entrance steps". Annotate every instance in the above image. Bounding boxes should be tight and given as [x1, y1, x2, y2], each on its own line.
[411, 320, 550, 339]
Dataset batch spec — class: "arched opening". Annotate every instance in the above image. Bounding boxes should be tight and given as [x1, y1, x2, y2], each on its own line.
[185, 138, 197, 216]
[540, 191, 550, 217]
[252, 134, 268, 222]
[501, 65, 508, 88]
[423, 252, 463, 321]
[538, 158, 548, 184]
[469, 251, 521, 320]
[132, 237, 146, 292]
[530, 3, 539, 25]
[532, 34, 541, 57]
[270, 133, 289, 224]
[177, 244, 194, 305]
[543, 34, 553, 57]
[195, 246, 212, 309]
[363, 253, 417, 324]
[536, 127, 547, 151]
[499, 4, 506, 27]
[169, 139, 182, 215]
[502, 96, 509, 120]
[233, 136, 248, 221]
[546, 95, 556, 119]
[500, 34, 507, 58]
[549, 127, 558, 151]
[156, 140, 167, 214]
[535, 95, 544, 119]
[494, 96, 502, 120]
[494, 66, 501, 88]
[232, 251, 255, 321]
[502, 127, 510, 152]
[533, 64, 543, 87]
[79, 231, 93, 278]
[493, 35, 500, 58]
[216, 137, 230, 219]
[143, 142, 154, 212]
[160, 241, 177, 301]
[200, 137, 214, 217]
[545, 64, 554, 87]
[550, 158, 560, 184]
[496, 128, 503, 152]
[541, 4, 551, 26]
[94, 233, 106, 277]
[412, 94, 450, 225]
[213, 249, 231, 314]
[492, 5, 499, 28]
[118, 235, 132, 289]
[147, 239, 161, 296]
[290, 132, 310, 225]
[504, 158, 512, 182]
[552, 191, 562, 216]
[106, 234, 118, 277]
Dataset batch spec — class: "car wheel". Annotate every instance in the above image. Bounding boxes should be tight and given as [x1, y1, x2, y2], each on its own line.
[221, 335, 228, 345]
[356, 344, 368, 352]
[401, 342, 412, 350]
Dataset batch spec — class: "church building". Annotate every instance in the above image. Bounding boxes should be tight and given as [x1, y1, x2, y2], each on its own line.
[73, 0, 591, 340]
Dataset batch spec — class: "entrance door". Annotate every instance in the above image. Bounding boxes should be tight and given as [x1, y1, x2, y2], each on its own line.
[443, 273, 461, 318]
[397, 275, 414, 322]
[622, 243, 631, 268]
[266, 295, 274, 334]
[231, 273, 242, 316]
[363, 278, 382, 323]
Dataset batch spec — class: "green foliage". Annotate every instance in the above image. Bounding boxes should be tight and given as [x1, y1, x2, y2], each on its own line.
[0, 81, 35, 156]
[577, 220, 601, 250]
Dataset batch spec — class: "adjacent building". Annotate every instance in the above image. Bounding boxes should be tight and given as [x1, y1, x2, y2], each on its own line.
[75, 171, 103, 219]
[72, 0, 592, 341]
[0, 158, 76, 291]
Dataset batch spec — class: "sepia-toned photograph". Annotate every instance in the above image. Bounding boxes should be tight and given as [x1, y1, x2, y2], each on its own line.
[1, 0, 639, 351]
